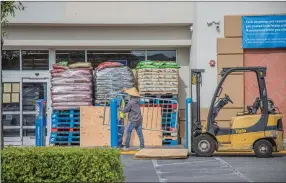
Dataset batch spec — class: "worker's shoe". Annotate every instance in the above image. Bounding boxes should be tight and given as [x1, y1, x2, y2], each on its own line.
[138, 147, 144, 151]
[118, 144, 124, 149]
[122, 146, 129, 151]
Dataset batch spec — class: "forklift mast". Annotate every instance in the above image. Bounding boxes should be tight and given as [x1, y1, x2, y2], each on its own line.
[191, 69, 205, 141]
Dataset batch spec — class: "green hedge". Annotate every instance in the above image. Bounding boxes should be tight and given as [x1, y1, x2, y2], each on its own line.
[2, 147, 125, 183]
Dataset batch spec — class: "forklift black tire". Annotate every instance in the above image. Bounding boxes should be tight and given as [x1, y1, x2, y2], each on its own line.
[194, 134, 216, 157]
[254, 139, 273, 158]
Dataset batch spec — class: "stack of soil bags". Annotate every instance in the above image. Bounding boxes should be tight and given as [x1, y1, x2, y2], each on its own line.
[50, 62, 93, 110]
[94, 62, 134, 104]
[136, 60, 180, 95]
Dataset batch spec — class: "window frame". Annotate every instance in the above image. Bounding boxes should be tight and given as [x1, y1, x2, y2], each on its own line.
[1, 50, 21, 71]
[21, 50, 50, 71]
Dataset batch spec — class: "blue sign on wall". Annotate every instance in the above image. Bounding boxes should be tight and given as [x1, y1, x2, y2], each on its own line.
[242, 15, 286, 49]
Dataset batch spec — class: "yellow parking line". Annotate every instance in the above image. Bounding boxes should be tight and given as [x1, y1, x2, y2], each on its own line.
[120, 150, 138, 155]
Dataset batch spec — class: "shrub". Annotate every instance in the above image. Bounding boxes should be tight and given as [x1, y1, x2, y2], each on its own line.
[2, 147, 125, 183]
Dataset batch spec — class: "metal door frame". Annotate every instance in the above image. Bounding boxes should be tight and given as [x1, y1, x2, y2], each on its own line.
[21, 77, 49, 146]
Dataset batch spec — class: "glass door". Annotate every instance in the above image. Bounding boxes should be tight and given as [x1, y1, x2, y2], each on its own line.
[22, 79, 48, 146]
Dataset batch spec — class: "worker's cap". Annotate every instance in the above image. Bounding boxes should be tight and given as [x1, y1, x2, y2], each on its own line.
[122, 87, 140, 97]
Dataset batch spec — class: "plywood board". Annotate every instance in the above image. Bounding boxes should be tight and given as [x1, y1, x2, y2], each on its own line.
[3, 83, 11, 93]
[80, 106, 110, 147]
[12, 83, 20, 93]
[200, 108, 245, 121]
[11, 93, 19, 103]
[135, 149, 188, 159]
[179, 109, 186, 120]
[3, 93, 11, 103]
[217, 38, 243, 55]
[80, 106, 163, 147]
[223, 14, 286, 38]
[217, 54, 244, 75]
[179, 121, 185, 138]
[221, 75, 244, 108]
[224, 15, 242, 38]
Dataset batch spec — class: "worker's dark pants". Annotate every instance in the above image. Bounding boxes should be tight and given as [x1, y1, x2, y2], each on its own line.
[125, 121, 144, 148]
[118, 119, 125, 146]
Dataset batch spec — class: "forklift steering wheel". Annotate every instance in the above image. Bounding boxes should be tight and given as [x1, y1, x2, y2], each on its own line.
[225, 94, 233, 104]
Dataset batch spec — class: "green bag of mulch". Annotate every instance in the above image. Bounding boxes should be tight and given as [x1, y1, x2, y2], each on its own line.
[164, 61, 177, 66]
[160, 61, 180, 68]
[153, 61, 166, 67]
[138, 60, 154, 66]
[138, 65, 159, 69]
[57, 61, 68, 66]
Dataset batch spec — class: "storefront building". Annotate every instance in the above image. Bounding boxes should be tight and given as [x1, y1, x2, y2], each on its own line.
[2, 1, 286, 146]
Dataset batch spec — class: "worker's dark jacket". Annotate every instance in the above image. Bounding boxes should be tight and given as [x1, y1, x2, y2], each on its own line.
[119, 97, 142, 123]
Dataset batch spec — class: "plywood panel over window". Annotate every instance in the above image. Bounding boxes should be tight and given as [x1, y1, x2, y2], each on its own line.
[244, 49, 286, 132]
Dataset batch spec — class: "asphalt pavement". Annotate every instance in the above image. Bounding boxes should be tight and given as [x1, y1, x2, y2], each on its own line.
[121, 154, 286, 182]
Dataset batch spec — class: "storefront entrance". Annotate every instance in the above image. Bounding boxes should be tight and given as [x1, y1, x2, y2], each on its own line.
[2, 78, 48, 146]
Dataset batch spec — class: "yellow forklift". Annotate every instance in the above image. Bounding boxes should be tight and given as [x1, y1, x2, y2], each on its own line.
[191, 67, 284, 158]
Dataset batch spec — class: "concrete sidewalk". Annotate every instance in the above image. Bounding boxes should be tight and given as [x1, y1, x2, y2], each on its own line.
[120, 139, 286, 155]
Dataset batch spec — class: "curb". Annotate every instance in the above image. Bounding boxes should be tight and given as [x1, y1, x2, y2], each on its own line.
[120, 150, 286, 155]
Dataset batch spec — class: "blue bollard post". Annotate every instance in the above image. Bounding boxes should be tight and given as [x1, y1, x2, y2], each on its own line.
[35, 99, 46, 147]
[110, 98, 118, 148]
[185, 98, 192, 154]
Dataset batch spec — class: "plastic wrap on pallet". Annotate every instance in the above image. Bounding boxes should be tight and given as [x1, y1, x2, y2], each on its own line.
[94, 66, 134, 104]
[52, 85, 91, 93]
[52, 94, 93, 102]
[51, 77, 91, 84]
[51, 69, 92, 77]
[50, 63, 93, 110]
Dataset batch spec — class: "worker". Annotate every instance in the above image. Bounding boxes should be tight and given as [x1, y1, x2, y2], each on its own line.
[116, 94, 126, 148]
[119, 87, 144, 150]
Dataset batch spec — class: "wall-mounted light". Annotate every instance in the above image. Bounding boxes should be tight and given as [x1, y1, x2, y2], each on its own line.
[207, 21, 220, 32]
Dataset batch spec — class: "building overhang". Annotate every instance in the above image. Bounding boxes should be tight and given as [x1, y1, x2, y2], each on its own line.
[3, 40, 192, 49]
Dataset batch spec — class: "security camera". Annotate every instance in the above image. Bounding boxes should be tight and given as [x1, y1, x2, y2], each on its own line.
[35, 73, 39, 76]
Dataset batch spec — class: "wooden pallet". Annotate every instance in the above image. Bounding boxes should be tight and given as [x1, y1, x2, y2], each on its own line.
[163, 136, 178, 140]
[139, 91, 179, 95]
[134, 149, 188, 159]
[138, 78, 179, 82]
[138, 72, 178, 76]
[138, 85, 179, 88]
[138, 75, 179, 79]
